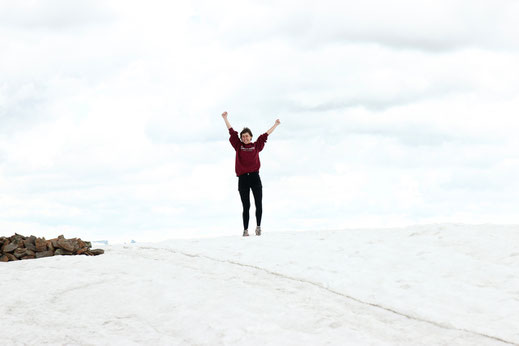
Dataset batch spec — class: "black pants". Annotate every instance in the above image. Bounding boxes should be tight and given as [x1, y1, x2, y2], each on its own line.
[238, 172, 262, 230]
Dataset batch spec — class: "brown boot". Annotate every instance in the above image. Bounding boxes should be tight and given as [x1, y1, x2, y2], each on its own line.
[243, 229, 249, 237]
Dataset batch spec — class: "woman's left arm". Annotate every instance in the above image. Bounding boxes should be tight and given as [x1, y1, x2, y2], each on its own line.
[256, 119, 280, 152]
[267, 119, 281, 135]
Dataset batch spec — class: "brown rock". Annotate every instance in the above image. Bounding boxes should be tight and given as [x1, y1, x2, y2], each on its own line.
[76, 247, 86, 255]
[77, 239, 86, 249]
[23, 237, 35, 248]
[73, 239, 81, 251]
[35, 238, 47, 252]
[54, 248, 74, 256]
[57, 238, 75, 252]
[14, 248, 27, 259]
[90, 249, 105, 256]
[35, 250, 54, 258]
[13, 233, 25, 243]
[24, 243, 37, 251]
[3, 242, 18, 253]
[50, 238, 59, 248]
[0, 234, 102, 261]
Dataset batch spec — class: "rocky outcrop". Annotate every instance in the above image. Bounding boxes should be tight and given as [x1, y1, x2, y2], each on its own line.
[0, 234, 104, 262]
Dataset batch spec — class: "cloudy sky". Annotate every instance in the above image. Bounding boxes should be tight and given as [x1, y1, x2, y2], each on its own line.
[1, 0, 519, 241]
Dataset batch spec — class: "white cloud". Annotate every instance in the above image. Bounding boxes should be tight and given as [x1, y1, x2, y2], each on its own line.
[190, 0, 519, 52]
[0, 0, 114, 30]
[1, 0, 519, 239]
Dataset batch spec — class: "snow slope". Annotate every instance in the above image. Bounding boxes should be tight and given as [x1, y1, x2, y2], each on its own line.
[1, 224, 518, 345]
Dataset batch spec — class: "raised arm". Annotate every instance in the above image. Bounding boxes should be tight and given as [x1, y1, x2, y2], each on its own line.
[222, 111, 232, 129]
[266, 119, 281, 135]
[223, 111, 241, 150]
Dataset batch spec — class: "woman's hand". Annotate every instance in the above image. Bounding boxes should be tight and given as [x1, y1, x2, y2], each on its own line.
[222, 111, 232, 129]
[267, 119, 280, 135]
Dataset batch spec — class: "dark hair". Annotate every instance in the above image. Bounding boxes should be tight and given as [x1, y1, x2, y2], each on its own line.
[240, 127, 253, 138]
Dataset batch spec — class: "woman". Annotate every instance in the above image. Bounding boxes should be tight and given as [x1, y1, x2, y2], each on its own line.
[222, 111, 280, 236]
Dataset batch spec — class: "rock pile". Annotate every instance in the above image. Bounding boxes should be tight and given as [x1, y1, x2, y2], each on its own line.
[0, 234, 104, 262]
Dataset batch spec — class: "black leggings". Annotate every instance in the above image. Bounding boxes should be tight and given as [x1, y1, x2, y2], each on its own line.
[238, 172, 263, 230]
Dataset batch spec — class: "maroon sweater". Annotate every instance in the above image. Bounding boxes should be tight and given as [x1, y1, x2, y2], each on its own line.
[229, 127, 269, 176]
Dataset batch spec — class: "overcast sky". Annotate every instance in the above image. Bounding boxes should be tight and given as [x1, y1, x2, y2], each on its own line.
[1, 0, 519, 241]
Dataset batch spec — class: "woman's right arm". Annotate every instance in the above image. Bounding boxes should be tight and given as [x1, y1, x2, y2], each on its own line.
[222, 111, 232, 129]
[223, 111, 241, 150]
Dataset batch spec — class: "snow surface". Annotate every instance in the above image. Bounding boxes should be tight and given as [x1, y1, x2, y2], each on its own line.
[1, 224, 518, 345]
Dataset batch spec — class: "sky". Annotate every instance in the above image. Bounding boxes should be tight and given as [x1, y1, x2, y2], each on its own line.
[1, 0, 519, 241]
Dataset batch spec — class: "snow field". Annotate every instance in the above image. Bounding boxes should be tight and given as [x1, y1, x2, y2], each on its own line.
[1, 224, 518, 345]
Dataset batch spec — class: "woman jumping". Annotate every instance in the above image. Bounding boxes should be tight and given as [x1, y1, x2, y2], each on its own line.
[222, 111, 280, 236]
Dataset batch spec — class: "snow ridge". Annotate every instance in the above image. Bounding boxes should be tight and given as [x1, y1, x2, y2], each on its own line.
[138, 245, 517, 346]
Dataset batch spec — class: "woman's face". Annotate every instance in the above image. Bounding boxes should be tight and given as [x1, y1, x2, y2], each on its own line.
[241, 133, 252, 144]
